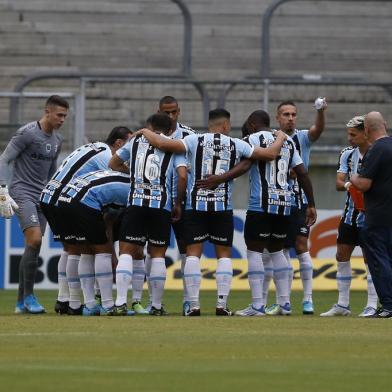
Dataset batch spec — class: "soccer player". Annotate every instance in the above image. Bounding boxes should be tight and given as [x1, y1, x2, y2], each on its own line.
[144, 96, 195, 314]
[40, 126, 132, 315]
[197, 110, 316, 316]
[109, 113, 187, 316]
[320, 115, 378, 317]
[57, 170, 131, 315]
[139, 108, 287, 316]
[264, 98, 327, 315]
[0, 95, 68, 313]
[351, 111, 392, 318]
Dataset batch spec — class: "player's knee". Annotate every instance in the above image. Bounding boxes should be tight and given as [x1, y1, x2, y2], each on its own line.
[134, 249, 144, 260]
[295, 236, 308, 254]
[336, 251, 346, 263]
[27, 238, 42, 250]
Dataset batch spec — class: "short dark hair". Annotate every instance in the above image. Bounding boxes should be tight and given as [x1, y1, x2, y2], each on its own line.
[277, 100, 296, 112]
[45, 95, 69, 109]
[247, 110, 270, 129]
[159, 96, 178, 107]
[208, 108, 231, 122]
[241, 121, 250, 138]
[105, 126, 132, 145]
[146, 113, 173, 135]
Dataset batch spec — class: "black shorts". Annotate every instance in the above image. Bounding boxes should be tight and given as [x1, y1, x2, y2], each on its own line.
[172, 218, 185, 244]
[104, 208, 126, 243]
[58, 201, 107, 245]
[284, 206, 310, 248]
[337, 220, 362, 246]
[120, 205, 171, 247]
[40, 202, 66, 242]
[182, 210, 233, 246]
[244, 210, 289, 243]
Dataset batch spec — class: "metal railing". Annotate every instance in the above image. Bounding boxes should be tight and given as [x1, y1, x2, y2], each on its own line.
[7, 76, 392, 150]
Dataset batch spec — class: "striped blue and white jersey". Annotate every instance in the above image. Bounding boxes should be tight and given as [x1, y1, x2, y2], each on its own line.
[337, 146, 365, 227]
[175, 122, 195, 138]
[171, 122, 195, 202]
[289, 129, 312, 208]
[58, 170, 130, 211]
[245, 131, 303, 215]
[40, 142, 112, 205]
[116, 134, 187, 211]
[181, 133, 254, 212]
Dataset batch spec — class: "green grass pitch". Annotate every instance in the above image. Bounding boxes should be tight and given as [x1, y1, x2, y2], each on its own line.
[0, 290, 391, 392]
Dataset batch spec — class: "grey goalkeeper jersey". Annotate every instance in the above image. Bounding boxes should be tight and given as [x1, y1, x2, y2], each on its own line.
[0, 121, 63, 201]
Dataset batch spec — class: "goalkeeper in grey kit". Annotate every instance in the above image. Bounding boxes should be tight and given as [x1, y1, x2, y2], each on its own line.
[0, 95, 69, 313]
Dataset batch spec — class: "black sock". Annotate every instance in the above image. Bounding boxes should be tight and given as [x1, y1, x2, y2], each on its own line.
[21, 246, 40, 298]
[17, 258, 24, 302]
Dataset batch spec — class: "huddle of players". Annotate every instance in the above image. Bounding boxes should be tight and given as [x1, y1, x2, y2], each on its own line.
[0, 93, 378, 317]
[36, 95, 332, 317]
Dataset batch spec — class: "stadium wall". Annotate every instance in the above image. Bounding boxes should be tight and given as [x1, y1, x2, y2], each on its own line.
[0, 210, 368, 291]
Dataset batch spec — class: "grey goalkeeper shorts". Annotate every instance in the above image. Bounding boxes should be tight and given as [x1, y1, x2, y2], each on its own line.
[14, 198, 47, 234]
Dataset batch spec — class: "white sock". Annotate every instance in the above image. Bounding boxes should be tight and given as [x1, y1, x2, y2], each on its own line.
[184, 256, 201, 307]
[270, 250, 290, 306]
[145, 254, 152, 304]
[216, 258, 233, 307]
[150, 257, 166, 309]
[262, 251, 273, 304]
[66, 254, 81, 309]
[283, 248, 293, 297]
[57, 251, 69, 302]
[298, 251, 313, 302]
[247, 250, 264, 309]
[95, 253, 114, 309]
[78, 254, 95, 309]
[115, 254, 133, 306]
[365, 264, 378, 309]
[337, 261, 351, 307]
[180, 253, 190, 302]
[132, 258, 145, 302]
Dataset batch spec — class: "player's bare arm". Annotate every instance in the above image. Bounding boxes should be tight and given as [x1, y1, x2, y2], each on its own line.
[172, 165, 187, 223]
[293, 163, 317, 226]
[140, 128, 186, 153]
[350, 174, 372, 192]
[309, 97, 327, 142]
[336, 172, 349, 191]
[250, 130, 287, 161]
[196, 159, 252, 190]
[108, 154, 130, 174]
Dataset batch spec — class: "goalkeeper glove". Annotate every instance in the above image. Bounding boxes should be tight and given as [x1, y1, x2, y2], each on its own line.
[0, 185, 19, 219]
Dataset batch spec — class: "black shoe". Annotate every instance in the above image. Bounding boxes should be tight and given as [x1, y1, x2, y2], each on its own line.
[114, 303, 129, 316]
[216, 306, 233, 316]
[149, 306, 168, 316]
[54, 300, 69, 315]
[67, 305, 83, 315]
[184, 307, 201, 317]
[373, 308, 392, 318]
